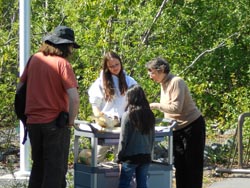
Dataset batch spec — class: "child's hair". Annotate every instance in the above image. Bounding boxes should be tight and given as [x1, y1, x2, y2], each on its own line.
[125, 84, 155, 134]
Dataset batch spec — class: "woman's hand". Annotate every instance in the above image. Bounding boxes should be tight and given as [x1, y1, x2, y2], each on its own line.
[92, 106, 103, 117]
[150, 103, 160, 110]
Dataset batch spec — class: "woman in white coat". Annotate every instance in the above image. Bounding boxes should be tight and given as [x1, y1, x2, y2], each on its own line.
[88, 51, 137, 162]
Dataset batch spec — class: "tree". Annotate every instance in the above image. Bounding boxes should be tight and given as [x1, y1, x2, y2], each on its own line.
[1, 0, 250, 134]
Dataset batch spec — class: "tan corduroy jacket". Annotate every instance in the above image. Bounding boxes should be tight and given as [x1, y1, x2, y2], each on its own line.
[158, 73, 201, 131]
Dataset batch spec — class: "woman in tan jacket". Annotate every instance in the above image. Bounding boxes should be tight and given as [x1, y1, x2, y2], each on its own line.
[146, 57, 206, 188]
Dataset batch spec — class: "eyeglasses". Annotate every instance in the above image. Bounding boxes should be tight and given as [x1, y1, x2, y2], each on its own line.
[147, 69, 158, 75]
[108, 63, 120, 69]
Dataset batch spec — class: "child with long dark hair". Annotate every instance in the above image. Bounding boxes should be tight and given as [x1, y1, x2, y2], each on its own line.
[117, 84, 155, 188]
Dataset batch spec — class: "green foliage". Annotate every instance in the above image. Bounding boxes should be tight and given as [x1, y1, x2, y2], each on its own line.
[204, 140, 234, 165]
[1, 0, 250, 168]
[0, 0, 19, 128]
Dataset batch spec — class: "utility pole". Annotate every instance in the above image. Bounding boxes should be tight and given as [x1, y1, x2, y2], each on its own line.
[15, 0, 31, 177]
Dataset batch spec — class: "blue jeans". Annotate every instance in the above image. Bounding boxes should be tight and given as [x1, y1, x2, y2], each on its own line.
[119, 162, 150, 188]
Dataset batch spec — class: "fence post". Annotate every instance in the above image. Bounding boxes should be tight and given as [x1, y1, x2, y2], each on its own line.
[237, 112, 250, 168]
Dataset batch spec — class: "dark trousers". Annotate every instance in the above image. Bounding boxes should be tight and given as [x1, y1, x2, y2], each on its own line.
[173, 116, 206, 188]
[27, 121, 71, 188]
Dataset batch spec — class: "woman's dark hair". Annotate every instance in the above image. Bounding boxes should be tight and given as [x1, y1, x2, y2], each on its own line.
[39, 42, 73, 58]
[125, 84, 155, 134]
[145, 57, 170, 74]
[102, 51, 128, 101]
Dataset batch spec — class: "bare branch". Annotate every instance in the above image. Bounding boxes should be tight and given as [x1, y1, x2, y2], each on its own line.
[1, 38, 16, 46]
[142, 0, 170, 44]
[178, 32, 240, 76]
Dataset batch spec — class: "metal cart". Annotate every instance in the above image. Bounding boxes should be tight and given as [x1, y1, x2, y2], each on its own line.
[73, 119, 176, 188]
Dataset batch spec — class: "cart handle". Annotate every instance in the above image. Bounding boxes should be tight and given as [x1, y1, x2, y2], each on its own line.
[156, 118, 178, 130]
[74, 120, 98, 133]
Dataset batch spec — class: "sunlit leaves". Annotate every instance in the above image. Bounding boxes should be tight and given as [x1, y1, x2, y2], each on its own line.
[0, 0, 250, 134]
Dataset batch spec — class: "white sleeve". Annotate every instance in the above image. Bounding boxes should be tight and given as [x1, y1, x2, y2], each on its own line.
[126, 76, 137, 87]
[88, 78, 104, 108]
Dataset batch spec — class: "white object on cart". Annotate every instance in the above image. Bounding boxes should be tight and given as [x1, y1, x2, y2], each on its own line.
[73, 119, 177, 188]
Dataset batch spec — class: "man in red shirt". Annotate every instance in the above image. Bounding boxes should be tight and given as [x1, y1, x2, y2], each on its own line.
[17, 26, 80, 188]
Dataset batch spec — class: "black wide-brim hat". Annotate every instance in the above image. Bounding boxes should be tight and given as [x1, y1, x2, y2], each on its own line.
[43, 26, 80, 48]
